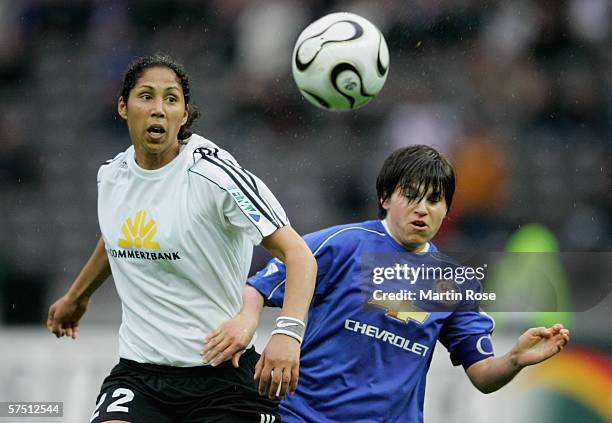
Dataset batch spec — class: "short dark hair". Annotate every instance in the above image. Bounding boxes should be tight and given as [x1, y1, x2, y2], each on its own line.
[120, 52, 200, 140]
[376, 145, 455, 218]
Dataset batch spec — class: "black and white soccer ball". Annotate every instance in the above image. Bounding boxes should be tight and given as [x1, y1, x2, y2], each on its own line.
[292, 12, 390, 111]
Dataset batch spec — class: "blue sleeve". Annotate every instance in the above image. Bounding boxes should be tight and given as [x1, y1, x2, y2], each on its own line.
[438, 311, 496, 370]
[247, 258, 288, 307]
[247, 229, 337, 308]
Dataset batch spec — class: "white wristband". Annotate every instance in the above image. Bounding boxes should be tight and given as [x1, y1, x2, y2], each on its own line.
[271, 316, 306, 344]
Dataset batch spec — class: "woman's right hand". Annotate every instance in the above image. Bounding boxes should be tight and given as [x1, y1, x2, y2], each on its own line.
[46, 294, 90, 339]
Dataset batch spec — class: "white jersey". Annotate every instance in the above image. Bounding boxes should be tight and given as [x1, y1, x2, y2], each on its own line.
[97, 134, 288, 366]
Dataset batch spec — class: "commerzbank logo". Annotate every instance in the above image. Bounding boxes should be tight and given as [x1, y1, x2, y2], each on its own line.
[118, 210, 160, 249]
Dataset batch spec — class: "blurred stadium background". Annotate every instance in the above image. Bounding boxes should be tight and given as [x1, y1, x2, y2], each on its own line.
[0, 0, 610, 422]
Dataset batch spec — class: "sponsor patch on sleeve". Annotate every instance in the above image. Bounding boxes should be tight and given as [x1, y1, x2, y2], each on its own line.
[228, 188, 261, 223]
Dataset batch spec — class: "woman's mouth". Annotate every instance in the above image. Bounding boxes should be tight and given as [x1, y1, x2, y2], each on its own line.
[147, 125, 166, 140]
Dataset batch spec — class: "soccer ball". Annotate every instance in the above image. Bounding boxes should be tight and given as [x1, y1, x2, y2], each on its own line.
[292, 12, 389, 111]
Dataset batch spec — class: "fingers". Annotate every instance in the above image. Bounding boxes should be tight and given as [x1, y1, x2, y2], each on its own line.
[533, 326, 552, 339]
[202, 325, 250, 367]
[255, 363, 298, 399]
[231, 350, 245, 368]
[545, 328, 570, 354]
[54, 325, 67, 338]
[47, 307, 64, 338]
[561, 328, 570, 343]
[542, 323, 565, 338]
[278, 369, 291, 400]
[257, 361, 272, 397]
[255, 335, 301, 399]
[289, 365, 299, 395]
[200, 337, 232, 366]
[201, 336, 250, 367]
[545, 325, 569, 349]
[550, 323, 564, 334]
[255, 355, 287, 399]
[46, 309, 56, 336]
[201, 329, 224, 354]
[64, 323, 79, 340]
[268, 367, 294, 400]
[46, 307, 54, 332]
[556, 329, 570, 349]
[46, 298, 83, 340]
[209, 343, 238, 367]
[203, 327, 221, 345]
[72, 322, 80, 339]
[254, 355, 264, 381]
[267, 368, 283, 399]
[261, 367, 296, 399]
[556, 326, 569, 348]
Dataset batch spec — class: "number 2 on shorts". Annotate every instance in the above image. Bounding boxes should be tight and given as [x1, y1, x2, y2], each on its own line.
[90, 388, 135, 422]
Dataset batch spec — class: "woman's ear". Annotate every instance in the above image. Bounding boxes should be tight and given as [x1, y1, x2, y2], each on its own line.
[117, 96, 128, 120]
[182, 105, 189, 126]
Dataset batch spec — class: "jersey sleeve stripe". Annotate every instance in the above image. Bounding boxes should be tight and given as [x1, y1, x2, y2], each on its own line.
[312, 226, 386, 255]
[200, 147, 287, 227]
[195, 148, 283, 229]
[212, 148, 260, 193]
[267, 278, 287, 300]
[188, 169, 266, 238]
[209, 148, 288, 227]
[204, 154, 282, 229]
[204, 147, 286, 227]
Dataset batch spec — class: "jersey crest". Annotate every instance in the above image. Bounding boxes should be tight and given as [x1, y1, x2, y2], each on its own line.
[368, 297, 430, 324]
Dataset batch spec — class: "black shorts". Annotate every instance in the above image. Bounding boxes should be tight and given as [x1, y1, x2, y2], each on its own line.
[90, 347, 280, 423]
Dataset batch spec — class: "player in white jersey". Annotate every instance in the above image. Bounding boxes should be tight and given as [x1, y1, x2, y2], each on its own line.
[46, 53, 316, 423]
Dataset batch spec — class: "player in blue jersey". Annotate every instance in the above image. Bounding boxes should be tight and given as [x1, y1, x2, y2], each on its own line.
[203, 145, 570, 422]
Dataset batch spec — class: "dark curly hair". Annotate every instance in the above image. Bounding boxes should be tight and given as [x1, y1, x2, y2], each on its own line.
[120, 52, 200, 141]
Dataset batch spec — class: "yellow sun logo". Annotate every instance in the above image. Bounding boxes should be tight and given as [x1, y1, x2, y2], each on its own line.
[118, 210, 160, 249]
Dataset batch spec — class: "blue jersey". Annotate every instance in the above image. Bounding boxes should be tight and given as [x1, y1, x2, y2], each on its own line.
[248, 220, 495, 423]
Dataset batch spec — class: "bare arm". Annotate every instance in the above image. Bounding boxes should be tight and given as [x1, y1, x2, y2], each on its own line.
[255, 225, 316, 398]
[46, 237, 112, 338]
[260, 225, 316, 321]
[202, 225, 316, 399]
[466, 324, 570, 393]
[65, 237, 111, 301]
[240, 283, 265, 324]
